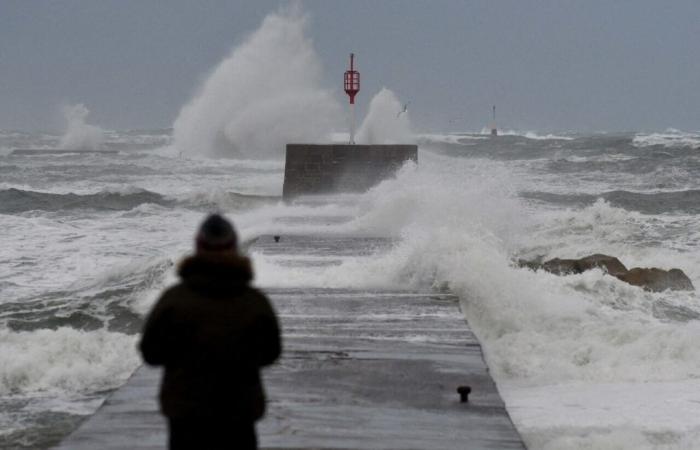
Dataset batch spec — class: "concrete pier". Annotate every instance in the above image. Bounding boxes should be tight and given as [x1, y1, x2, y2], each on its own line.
[56, 235, 524, 449]
[282, 144, 417, 200]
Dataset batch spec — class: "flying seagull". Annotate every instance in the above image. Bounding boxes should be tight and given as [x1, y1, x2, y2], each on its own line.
[397, 102, 410, 118]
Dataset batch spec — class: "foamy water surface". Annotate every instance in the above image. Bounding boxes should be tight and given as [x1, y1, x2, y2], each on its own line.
[4, 127, 700, 448]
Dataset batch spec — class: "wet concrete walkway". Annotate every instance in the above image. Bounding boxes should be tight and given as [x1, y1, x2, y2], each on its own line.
[56, 236, 524, 449]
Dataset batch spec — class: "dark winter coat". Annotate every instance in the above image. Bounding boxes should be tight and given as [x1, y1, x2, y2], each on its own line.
[139, 253, 281, 422]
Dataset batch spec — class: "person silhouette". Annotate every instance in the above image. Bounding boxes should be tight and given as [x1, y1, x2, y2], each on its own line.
[140, 214, 281, 449]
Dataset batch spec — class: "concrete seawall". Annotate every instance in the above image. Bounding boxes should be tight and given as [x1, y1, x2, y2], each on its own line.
[282, 144, 417, 200]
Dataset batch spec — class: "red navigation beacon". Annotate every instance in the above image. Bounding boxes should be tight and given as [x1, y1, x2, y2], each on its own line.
[344, 53, 360, 104]
[344, 53, 360, 144]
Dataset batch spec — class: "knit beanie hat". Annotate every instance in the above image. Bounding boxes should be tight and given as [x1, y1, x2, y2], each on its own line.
[196, 214, 238, 252]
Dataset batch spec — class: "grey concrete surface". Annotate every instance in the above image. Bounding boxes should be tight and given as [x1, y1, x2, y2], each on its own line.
[10, 149, 119, 155]
[56, 235, 524, 449]
[282, 144, 417, 200]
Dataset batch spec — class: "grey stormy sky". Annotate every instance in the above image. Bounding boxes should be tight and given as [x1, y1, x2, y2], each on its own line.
[1, 0, 698, 132]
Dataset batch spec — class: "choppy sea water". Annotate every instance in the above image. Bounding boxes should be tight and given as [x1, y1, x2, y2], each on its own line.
[1, 128, 700, 449]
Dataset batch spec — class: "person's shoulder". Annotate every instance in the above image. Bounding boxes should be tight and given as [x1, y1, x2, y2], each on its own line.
[160, 282, 185, 296]
[243, 286, 276, 310]
[154, 282, 192, 306]
[245, 285, 271, 301]
[245, 285, 266, 297]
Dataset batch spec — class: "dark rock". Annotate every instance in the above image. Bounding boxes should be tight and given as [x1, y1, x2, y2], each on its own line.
[541, 258, 581, 275]
[517, 259, 544, 271]
[576, 254, 628, 276]
[523, 254, 627, 276]
[615, 268, 694, 292]
[518, 254, 693, 291]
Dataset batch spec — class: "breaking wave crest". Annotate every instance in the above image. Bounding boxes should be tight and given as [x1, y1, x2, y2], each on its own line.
[633, 129, 700, 149]
[0, 328, 139, 396]
[173, 6, 341, 158]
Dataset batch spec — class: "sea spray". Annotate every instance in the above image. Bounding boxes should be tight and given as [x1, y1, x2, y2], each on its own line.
[59, 104, 104, 150]
[248, 149, 700, 447]
[356, 88, 414, 144]
[314, 153, 700, 385]
[368, 161, 700, 449]
[253, 153, 525, 287]
[173, 7, 342, 159]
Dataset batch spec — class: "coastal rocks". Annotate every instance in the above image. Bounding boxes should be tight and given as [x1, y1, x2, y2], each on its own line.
[519, 254, 694, 292]
[518, 254, 626, 276]
[615, 268, 694, 292]
[543, 254, 627, 276]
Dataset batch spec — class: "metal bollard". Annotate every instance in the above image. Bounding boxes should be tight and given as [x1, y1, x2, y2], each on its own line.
[457, 386, 471, 403]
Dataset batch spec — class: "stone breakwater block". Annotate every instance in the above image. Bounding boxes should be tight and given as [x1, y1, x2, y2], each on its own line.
[282, 144, 418, 200]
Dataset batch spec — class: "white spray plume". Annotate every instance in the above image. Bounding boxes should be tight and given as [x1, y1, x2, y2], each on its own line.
[356, 88, 414, 144]
[59, 104, 104, 150]
[173, 7, 342, 159]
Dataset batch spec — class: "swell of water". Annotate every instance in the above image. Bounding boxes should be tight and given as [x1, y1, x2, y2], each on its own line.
[633, 129, 700, 149]
[522, 189, 700, 215]
[0, 188, 171, 214]
[0, 187, 279, 215]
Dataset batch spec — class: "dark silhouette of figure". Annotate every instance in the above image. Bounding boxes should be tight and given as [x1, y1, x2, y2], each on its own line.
[140, 214, 281, 449]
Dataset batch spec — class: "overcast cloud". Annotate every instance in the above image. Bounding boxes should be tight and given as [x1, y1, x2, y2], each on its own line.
[1, 0, 698, 132]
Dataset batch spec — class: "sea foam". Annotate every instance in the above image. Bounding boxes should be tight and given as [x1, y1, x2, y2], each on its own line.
[0, 328, 138, 396]
[249, 149, 700, 448]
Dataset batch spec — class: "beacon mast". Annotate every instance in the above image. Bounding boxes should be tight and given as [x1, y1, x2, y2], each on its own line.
[344, 53, 360, 144]
[490, 105, 498, 137]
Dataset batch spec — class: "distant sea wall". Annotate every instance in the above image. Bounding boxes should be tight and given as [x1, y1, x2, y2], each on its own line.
[282, 144, 417, 200]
